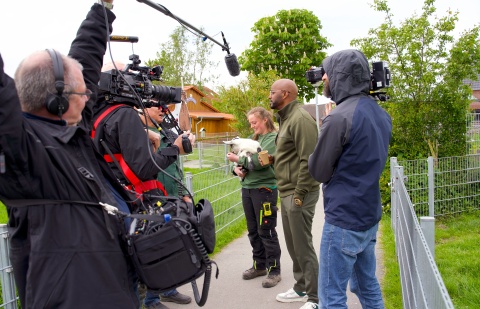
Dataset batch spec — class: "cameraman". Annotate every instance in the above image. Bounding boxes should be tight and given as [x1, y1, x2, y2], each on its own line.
[138, 104, 193, 307]
[142, 104, 194, 204]
[91, 62, 194, 209]
[308, 49, 392, 308]
[0, 1, 139, 308]
[92, 64, 194, 309]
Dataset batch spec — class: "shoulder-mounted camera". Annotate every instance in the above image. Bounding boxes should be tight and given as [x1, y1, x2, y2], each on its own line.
[99, 54, 182, 106]
[305, 61, 391, 101]
[370, 61, 390, 101]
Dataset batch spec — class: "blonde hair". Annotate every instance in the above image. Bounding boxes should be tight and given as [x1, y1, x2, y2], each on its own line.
[247, 107, 277, 140]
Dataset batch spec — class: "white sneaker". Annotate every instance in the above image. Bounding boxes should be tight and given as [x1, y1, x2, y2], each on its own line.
[299, 301, 319, 309]
[276, 288, 308, 303]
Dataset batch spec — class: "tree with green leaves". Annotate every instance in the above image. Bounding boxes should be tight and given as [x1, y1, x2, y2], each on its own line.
[145, 26, 219, 87]
[239, 9, 331, 101]
[215, 71, 280, 137]
[351, 0, 480, 159]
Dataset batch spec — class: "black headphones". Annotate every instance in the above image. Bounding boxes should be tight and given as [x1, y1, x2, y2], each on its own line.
[45, 49, 69, 117]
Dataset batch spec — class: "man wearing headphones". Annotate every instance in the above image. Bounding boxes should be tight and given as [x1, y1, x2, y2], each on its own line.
[0, 1, 139, 308]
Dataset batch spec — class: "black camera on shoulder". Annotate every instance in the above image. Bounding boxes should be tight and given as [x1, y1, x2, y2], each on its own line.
[305, 66, 325, 86]
[305, 61, 391, 101]
[369, 61, 390, 101]
[99, 54, 182, 106]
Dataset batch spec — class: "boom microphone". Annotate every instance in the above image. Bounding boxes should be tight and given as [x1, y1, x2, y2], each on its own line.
[225, 53, 240, 77]
[109, 35, 139, 43]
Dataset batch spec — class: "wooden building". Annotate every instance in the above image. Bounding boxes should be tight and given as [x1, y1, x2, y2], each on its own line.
[182, 85, 236, 139]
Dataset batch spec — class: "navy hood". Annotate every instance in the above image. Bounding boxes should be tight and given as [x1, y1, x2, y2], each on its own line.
[322, 49, 371, 104]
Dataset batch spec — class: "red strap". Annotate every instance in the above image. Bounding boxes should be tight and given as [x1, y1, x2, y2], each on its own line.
[92, 104, 168, 199]
[104, 154, 167, 198]
[91, 104, 127, 139]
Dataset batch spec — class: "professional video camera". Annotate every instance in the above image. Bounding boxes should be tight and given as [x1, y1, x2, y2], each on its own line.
[99, 53, 182, 106]
[305, 66, 325, 86]
[369, 61, 390, 101]
[305, 61, 391, 101]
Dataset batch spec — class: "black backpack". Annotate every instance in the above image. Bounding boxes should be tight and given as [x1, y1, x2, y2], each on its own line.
[125, 199, 218, 307]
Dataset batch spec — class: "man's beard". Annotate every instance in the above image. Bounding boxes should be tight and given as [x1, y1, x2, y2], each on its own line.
[323, 82, 332, 98]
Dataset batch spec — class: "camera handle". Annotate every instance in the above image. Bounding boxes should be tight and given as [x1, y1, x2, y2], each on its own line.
[159, 106, 193, 154]
[148, 111, 193, 155]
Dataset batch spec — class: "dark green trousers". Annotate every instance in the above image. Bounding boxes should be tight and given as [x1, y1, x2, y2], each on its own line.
[280, 190, 320, 303]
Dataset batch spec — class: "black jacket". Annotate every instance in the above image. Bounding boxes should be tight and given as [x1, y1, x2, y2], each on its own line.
[0, 4, 138, 309]
[91, 103, 179, 185]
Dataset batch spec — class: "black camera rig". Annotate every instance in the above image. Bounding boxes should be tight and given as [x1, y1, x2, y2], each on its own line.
[99, 54, 192, 153]
[305, 61, 391, 101]
[305, 66, 325, 86]
[99, 54, 182, 106]
[369, 61, 390, 101]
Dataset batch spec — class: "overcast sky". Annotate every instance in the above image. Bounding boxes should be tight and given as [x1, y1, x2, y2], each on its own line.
[1, 0, 478, 90]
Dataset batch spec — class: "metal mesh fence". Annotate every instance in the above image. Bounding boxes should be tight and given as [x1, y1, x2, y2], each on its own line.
[397, 159, 430, 216]
[466, 112, 480, 154]
[434, 155, 480, 215]
[182, 142, 244, 234]
[398, 154, 480, 217]
[391, 161, 454, 309]
[0, 225, 18, 308]
[186, 167, 243, 234]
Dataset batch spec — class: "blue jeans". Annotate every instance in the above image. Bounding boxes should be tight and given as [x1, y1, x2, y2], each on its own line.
[144, 289, 177, 306]
[106, 181, 132, 230]
[319, 222, 384, 309]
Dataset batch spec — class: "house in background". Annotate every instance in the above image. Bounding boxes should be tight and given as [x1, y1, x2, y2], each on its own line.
[464, 74, 480, 113]
[182, 85, 236, 140]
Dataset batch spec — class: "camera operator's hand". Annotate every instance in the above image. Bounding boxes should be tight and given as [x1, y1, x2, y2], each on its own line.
[174, 130, 194, 154]
[324, 101, 335, 117]
[187, 131, 196, 146]
[182, 195, 192, 203]
[146, 129, 160, 151]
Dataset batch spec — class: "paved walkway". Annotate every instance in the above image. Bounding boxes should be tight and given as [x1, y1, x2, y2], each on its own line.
[165, 193, 383, 309]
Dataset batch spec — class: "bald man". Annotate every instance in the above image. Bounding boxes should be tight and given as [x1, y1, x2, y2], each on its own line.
[265, 79, 320, 309]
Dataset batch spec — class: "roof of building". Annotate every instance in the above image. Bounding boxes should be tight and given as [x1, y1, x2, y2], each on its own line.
[464, 74, 480, 90]
[188, 111, 234, 120]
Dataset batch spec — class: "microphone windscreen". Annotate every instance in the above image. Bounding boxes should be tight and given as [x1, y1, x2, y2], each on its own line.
[225, 53, 240, 77]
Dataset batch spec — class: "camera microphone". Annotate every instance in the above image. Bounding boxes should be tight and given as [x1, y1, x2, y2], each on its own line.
[225, 53, 240, 77]
[109, 35, 139, 43]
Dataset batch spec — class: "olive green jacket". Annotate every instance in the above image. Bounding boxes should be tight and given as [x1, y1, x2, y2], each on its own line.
[273, 100, 320, 199]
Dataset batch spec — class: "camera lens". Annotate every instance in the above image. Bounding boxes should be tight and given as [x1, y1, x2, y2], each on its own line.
[151, 85, 182, 103]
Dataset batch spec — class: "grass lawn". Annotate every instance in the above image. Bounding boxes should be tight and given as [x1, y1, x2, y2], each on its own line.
[0, 202, 7, 224]
[380, 210, 480, 309]
[379, 215, 403, 308]
[435, 210, 480, 309]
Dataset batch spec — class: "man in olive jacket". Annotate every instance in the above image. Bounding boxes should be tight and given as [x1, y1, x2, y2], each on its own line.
[265, 79, 320, 307]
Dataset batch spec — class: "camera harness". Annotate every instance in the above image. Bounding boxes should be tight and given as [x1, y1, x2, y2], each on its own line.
[90, 104, 168, 201]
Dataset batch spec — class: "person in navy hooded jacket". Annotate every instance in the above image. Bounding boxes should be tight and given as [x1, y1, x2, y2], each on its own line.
[308, 49, 392, 309]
